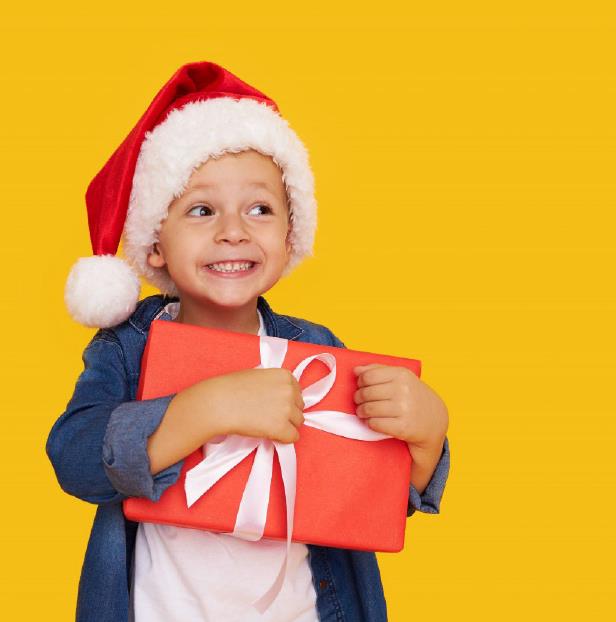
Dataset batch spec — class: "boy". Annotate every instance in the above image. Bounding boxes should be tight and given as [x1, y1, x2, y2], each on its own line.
[47, 61, 450, 622]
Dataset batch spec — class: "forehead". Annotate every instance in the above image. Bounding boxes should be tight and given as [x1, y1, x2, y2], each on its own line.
[185, 150, 285, 192]
[186, 180, 279, 195]
[167, 151, 291, 215]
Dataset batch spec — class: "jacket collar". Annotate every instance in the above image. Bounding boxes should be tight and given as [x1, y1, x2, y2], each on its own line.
[128, 294, 305, 341]
[256, 295, 305, 340]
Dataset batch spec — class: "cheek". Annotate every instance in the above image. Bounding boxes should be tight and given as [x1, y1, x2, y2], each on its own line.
[269, 233, 291, 259]
[159, 226, 198, 258]
[272, 220, 292, 250]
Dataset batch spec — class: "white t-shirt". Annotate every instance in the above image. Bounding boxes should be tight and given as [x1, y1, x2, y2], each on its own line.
[129, 303, 319, 622]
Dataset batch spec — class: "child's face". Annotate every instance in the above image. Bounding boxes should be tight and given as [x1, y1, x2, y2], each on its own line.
[147, 149, 291, 312]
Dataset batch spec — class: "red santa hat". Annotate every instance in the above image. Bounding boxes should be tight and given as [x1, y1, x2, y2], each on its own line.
[65, 61, 316, 328]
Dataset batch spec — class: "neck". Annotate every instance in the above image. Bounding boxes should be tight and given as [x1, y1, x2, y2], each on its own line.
[173, 297, 261, 335]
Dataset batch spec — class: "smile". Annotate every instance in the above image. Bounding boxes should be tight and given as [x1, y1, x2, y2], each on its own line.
[204, 261, 259, 278]
[207, 261, 255, 272]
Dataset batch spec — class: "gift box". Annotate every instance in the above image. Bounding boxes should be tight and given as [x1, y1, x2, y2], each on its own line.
[123, 319, 421, 553]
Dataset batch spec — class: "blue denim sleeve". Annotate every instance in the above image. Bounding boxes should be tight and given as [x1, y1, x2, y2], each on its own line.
[102, 396, 184, 502]
[46, 336, 184, 506]
[327, 329, 450, 517]
[407, 435, 450, 516]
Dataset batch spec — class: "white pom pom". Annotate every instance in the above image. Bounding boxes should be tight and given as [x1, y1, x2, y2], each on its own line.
[65, 255, 141, 328]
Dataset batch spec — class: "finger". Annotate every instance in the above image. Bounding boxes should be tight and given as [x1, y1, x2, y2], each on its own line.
[280, 422, 300, 444]
[355, 365, 395, 388]
[355, 399, 395, 419]
[354, 383, 392, 405]
[294, 388, 305, 412]
[353, 363, 385, 374]
[365, 416, 405, 438]
[290, 405, 305, 429]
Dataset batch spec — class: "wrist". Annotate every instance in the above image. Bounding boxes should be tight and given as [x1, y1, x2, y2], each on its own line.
[182, 377, 229, 441]
[407, 436, 446, 495]
[407, 433, 446, 461]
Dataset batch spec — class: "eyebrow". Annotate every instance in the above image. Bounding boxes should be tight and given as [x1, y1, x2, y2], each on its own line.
[184, 181, 275, 195]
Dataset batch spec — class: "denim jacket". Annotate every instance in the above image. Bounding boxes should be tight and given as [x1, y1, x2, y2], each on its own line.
[46, 294, 450, 622]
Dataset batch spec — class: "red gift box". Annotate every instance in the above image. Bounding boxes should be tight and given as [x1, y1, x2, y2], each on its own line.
[123, 319, 421, 552]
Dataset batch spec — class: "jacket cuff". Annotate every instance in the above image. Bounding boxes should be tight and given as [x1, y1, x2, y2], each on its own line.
[407, 436, 450, 517]
[102, 395, 184, 501]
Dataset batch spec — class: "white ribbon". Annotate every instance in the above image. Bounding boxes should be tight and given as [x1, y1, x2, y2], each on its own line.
[184, 335, 391, 613]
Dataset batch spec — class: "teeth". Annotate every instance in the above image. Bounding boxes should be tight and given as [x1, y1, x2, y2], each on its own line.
[207, 261, 255, 273]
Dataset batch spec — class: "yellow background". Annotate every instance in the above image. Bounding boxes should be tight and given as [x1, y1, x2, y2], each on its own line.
[1, 1, 614, 619]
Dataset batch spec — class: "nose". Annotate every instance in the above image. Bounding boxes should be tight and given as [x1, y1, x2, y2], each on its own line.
[214, 211, 250, 244]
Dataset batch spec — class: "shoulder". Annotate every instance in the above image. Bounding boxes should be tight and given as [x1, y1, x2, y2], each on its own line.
[81, 294, 176, 378]
[89, 293, 175, 348]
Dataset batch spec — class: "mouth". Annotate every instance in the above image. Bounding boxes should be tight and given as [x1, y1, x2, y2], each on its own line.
[203, 260, 260, 278]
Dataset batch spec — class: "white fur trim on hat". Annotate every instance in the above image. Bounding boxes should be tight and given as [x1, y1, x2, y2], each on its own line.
[123, 96, 316, 295]
[65, 255, 141, 328]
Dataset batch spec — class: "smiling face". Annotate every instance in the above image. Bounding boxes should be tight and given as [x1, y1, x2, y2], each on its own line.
[146, 149, 292, 322]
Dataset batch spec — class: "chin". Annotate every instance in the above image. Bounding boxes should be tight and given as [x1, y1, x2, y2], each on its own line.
[200, 291, 259, 308]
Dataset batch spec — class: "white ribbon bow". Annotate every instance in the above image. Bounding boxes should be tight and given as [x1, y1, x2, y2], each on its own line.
[184, 335, 391, 613]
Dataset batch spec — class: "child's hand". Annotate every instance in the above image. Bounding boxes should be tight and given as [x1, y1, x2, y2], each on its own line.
[353, 364, 448, 453]
[147, 368, 305, 475]
[204, 368, 306, 444]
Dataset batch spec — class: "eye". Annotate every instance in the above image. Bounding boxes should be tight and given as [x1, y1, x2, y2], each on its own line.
[249, 204, 273, 216]
[187, 205, 213, 217]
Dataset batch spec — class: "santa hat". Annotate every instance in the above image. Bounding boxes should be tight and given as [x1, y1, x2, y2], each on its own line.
[65, 61, 316, 328]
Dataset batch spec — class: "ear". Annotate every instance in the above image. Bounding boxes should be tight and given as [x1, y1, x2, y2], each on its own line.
[146, 242, 166, 269]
